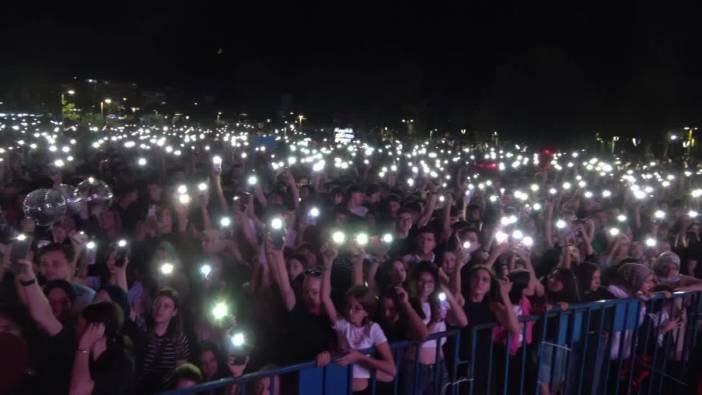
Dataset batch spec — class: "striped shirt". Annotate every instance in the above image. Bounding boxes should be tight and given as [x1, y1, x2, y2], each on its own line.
[137, 332, 191, 392]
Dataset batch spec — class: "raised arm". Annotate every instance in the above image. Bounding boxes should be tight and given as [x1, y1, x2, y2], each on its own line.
[417, 192, 438, 228]
[484, 240, 510, 268]
[253, 182, 268, 208]
[268, 239, 296, 311]
[199, 192, 213, 231]
[491, 279, 520, 336]
[211, 169, 230, 213]
[544, 199, 555, 248]
[440, 194, 454, 243]
[107, 251, 129, 293]
[283, 170, 301, 210]
[70, 323, 105, 395]
[441, 283, 468, 328]
[173, 201, 190, 234]
[349, 244, 365, 287]
[518, 247, 544, 297]
[320, 244, 339, 324]
[394, 287, 428, 340]
[15, 259, 63, 336]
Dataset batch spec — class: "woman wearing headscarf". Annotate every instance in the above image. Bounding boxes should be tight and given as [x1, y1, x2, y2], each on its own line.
[653, 251, 702, 292]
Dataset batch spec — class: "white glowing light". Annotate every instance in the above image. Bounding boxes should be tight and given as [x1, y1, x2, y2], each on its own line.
[160, 262, 175, 275]
[231, 332, 245, 347]
[556, 219, 567, 229]
[200, 264, 212, 277]
[382, 233, 394, 244]
[495, 231, 508, 244]
[332, 230, 346, 245]
[178, 194, 191, 205]
[220, 217, 231, 228]
[211, 301, 229, 320]
[522, 236, 534, 247]
[355, 233, 369, 246]
[271, 217, 284, 230]
[309, 207, 320, 217]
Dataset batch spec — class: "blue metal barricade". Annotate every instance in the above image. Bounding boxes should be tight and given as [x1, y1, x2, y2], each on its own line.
[160, 292, 702, 395]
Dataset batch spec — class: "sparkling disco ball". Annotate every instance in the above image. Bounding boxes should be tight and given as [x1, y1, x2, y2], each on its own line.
[23, 189, 68, 226]
[55, 184, 81, 213]
[75, 177, 113, 204]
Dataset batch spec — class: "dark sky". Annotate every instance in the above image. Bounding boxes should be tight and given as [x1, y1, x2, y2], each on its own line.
[2, 1, 702, 141]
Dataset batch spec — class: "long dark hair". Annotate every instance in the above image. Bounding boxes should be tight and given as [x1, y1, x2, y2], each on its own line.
[345, 285, 377, 325]
[197, 340, 229, 380]
[410, 261, 441, 322]
[574, 261, 600, 296]
[545, 268, 580, 304]
[507, 270, 531, 305]
[463, 265, 502, 304]
[81, 301, 127, 350]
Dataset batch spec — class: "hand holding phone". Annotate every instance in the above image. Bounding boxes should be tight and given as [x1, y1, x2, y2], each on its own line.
[111, 240, 130, 267]
[10, 235, 32, 275]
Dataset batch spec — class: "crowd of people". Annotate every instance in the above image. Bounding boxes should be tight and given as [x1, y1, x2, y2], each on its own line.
[1, 119, 702, 394]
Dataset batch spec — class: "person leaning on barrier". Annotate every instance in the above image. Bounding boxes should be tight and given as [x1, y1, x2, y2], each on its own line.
[653, 251, 702, 292]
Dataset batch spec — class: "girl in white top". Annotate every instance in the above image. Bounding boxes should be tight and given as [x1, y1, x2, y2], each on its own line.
[320, 247, 396, 393]
[406, 261, 468, 365]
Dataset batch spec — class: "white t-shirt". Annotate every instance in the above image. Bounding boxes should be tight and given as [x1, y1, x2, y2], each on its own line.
[420, 300, 449, 349]
[333, 319, 388, 379]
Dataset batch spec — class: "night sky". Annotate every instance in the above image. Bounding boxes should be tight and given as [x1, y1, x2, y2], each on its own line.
[2, 2, 701, 141]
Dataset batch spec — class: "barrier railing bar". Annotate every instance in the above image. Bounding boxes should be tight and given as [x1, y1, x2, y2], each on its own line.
[647, 298, 665, 395]
[159, 293, 702, 395]
[576, 306, 593, 395]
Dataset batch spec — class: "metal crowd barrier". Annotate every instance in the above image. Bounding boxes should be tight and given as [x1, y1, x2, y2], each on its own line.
[161, 291, 702, 395]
